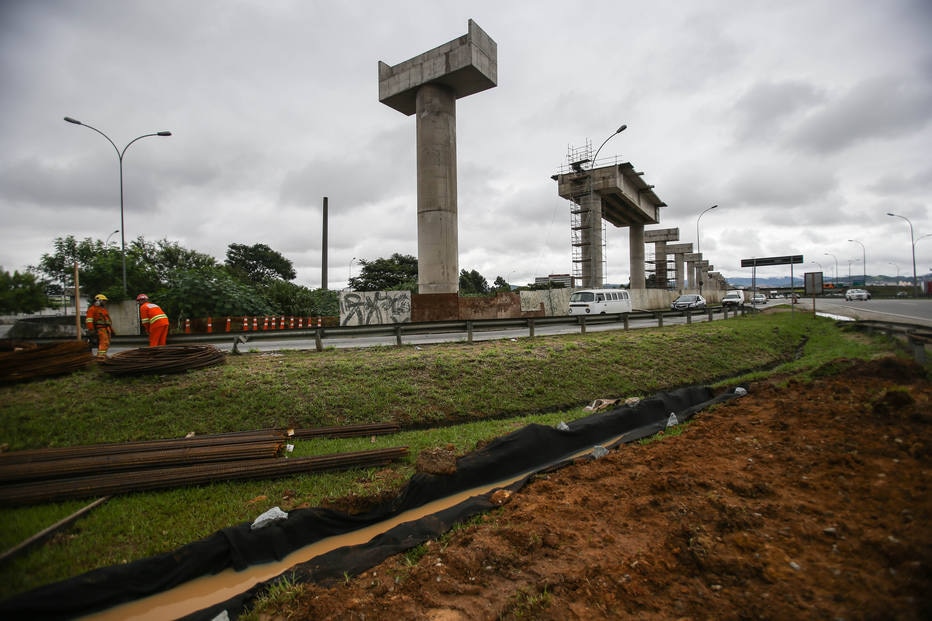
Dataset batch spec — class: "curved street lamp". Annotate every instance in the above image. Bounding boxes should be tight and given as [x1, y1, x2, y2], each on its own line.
[887, 212, 918, 298]
[823, 252, 838, 286]
[104, 229, 119, 246]
[585, 124, 627, 287]
[847, 239, 866, 288]
[64, 116, 171, 293]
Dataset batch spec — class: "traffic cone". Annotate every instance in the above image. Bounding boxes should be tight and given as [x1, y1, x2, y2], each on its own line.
[184, 318, 191, 334]
[243, 317, 249, 331]
[252, 317, 259, 331]
[207, 317, 213, 333]
[262, 317, 269, 330]
[225, 317, 231, 332]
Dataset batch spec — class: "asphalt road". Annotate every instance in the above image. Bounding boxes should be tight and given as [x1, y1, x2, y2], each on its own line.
[799, 297, 932, 327]
[93, 298, 930, 355]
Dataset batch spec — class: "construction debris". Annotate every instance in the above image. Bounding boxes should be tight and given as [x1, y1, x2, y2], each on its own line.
[98, 344, 226, 376]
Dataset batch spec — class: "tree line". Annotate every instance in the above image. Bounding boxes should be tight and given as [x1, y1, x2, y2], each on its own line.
[1, 243, 561, 319]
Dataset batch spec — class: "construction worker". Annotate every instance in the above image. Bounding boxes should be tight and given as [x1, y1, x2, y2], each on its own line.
[85, 294, 114, 359]
[136, 293, 169, 346]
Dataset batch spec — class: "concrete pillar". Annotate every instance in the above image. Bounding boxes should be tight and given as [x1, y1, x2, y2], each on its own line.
[674, 251, 685, 290]
[378, 20, 497, 297]
[684, 252, 701, 290]
[579, 192, 603, 288]
[654, 240, 668, 287]
[630, 224, 645, 289]
[416, 84, 458, 294]
[667, 243, 693, 291]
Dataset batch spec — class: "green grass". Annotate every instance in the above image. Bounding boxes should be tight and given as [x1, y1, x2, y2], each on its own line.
[0, 312, 909, 600]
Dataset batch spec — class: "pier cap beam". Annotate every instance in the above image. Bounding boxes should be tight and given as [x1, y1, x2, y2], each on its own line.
[379, 19, 497, 116]
[644, 228, 679, 243]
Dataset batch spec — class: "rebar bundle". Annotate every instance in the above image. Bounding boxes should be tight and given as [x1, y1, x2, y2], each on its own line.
[98, 344, 226, 376]
[0, 341, 94, 383]
[0, 447, 409, 506]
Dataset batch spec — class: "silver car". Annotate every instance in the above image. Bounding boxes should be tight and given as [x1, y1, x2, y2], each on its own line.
[671, 294, 706, 311]
[845, 288, 871, 301]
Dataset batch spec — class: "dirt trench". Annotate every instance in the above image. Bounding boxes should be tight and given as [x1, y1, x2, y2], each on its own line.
[267, 356, 932, 620]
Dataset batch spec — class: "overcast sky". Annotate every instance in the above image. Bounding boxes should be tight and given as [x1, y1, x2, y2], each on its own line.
[2, 0, 930, 290]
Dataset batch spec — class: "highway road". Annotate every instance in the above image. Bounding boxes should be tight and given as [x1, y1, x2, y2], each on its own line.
[799, 297, 932, 327]
[96, 298, 930, 355]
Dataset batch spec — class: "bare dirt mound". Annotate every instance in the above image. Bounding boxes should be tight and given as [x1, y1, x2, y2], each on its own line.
[276, 356, 932, 620]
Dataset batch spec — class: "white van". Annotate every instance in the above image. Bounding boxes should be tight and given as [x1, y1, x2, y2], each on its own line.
[568, 289, 632, 315]
[721, 290, 745, 308]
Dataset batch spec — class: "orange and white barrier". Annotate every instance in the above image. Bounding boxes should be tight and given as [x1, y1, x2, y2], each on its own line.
[207, 317, 213, 333]
[184, 318, 191, 334]
[225, 317, 231, 332]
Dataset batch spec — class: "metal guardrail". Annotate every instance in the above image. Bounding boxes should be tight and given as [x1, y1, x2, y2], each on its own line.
[28, 305, 758, 350]
[119, 305, 752, 349]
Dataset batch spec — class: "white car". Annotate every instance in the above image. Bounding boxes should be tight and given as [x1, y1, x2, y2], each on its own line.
[751, 293, 767, 305]
[845, 288, 871, 301]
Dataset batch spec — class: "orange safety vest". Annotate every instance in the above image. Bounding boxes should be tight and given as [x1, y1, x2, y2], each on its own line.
[86, 305, 112, 331]
[139, 302, 169, 332]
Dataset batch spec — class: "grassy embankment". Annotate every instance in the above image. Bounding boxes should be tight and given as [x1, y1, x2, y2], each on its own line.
[0, 311, 904, 600]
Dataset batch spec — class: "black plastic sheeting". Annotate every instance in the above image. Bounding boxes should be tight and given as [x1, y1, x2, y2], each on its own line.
[0, 385, 742, 621]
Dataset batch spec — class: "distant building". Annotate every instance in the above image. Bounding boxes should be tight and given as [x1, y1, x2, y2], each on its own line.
[535, 274, 573, 288]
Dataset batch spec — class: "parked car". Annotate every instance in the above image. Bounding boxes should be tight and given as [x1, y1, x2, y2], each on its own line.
[751, 293, 767, 305]
[845, 288, 871, 301]
[671, 294, 706, 311]
[721, 290, 745, 308]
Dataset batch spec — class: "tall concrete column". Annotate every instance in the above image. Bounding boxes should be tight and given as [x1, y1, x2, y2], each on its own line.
[579, 192, 603, 287]
[379, 20, 497, 297]
[685, 252, 701, 290]
[416, 84, 458, 293]
[667, 243, 693, 292]
[629, 224, 645, 289]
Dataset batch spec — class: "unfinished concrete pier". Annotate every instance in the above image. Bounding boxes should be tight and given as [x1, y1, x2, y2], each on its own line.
[379, 20, 497, 294]
[553, 161, 665, 288]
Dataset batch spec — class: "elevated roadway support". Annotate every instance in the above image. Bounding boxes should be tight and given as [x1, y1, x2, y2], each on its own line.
[553, 162, 666, 288]
[379, 20, 497, 295]
[644, 227, 679, 289]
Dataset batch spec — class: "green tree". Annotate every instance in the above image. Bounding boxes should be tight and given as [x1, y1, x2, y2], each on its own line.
[0, 269, 49, 314]
[492, 276, 511, 293]
[225, 243, 296, 285]
[262, 281, 339, 316]
[459, 269, 490, 295]
[349, 253, 418, 291]
[158, 267, 272, 320]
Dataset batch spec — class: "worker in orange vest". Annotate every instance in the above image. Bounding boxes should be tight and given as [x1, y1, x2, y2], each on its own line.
[85, 294, 114, 359]
[136, 293, 169, 346]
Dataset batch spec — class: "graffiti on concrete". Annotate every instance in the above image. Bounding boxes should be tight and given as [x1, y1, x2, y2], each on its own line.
[340, 291, 412, 326]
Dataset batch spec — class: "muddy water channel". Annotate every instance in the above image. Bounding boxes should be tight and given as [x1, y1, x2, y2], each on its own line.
[81, 470, 541, 620]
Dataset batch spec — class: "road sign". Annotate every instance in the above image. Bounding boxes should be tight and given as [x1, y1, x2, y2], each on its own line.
[804, 272, 823, 296]
[740, 255, 803, 267]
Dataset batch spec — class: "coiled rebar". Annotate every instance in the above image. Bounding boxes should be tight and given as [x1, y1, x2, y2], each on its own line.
[99, 344, 226, 376]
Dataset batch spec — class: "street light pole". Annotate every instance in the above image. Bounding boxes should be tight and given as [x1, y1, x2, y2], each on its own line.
[585, 124, 626, 288]
[64, 117, 171, 294]
[823, 252, 838, 287]
[848, 239, 866, 288]
[887, 212, 918, 298]
[104, 229, 119, 246]
[696, 204, 718, 295]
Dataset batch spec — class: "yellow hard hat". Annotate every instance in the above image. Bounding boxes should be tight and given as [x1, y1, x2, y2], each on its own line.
[95, 294, 108, 301]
